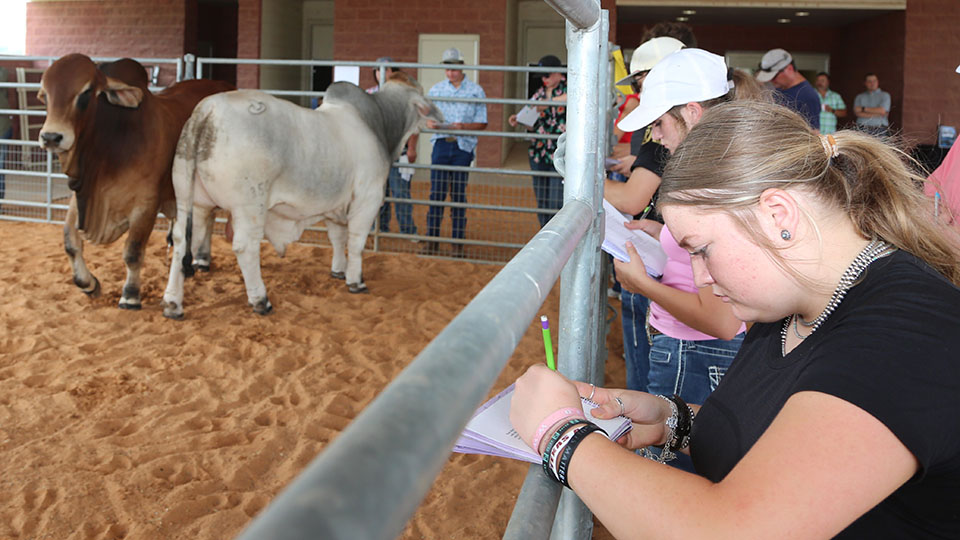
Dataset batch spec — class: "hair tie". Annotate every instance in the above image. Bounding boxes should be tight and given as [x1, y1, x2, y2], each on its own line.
[820, 134, 839, 159]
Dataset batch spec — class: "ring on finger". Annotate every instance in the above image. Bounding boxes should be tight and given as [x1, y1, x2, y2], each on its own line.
[614, 396, 625, 416]
[587, 384, 596, 401]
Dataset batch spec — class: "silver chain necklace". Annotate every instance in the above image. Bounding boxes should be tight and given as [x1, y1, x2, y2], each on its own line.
[781, 239, 895, 356]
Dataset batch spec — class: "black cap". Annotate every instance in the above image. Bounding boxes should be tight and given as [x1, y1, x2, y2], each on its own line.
[537, 55, 563, 68]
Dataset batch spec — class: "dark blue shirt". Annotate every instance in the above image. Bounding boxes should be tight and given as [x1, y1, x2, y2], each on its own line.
[776, 80, 821, 131]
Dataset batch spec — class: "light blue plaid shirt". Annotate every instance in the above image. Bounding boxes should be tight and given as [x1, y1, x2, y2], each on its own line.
[818, 89, 846, 135]
[427, 76, 487, 153]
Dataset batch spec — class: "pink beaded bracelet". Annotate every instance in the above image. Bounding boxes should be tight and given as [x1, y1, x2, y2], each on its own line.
[531, 407, 585, 453]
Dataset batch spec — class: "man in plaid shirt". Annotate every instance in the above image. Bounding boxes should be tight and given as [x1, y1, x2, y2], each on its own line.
[421, 47, 487, 258]
[815, 72, 847, 135]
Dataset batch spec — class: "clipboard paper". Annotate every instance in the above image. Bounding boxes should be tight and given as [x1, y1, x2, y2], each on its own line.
[453, 384, 633, 464]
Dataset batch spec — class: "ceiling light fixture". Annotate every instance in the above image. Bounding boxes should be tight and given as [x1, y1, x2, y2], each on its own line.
[676, 16, 689, 22]
[795, 11, 810, 17]
[777, 18, 791, 23]
[682, 9, 696, 15]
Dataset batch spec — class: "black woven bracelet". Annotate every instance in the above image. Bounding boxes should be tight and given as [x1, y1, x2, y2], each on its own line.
[666, 394, 693, 452]
[556, 423, 607, 488]
[541, 418, 590, 481]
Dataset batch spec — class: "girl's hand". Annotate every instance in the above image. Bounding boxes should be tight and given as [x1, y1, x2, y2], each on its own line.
[624, 218, 662, 238]
[613, 241, 655, 295]
[571, 382, 671, 449]
[510, 365, 583, 451]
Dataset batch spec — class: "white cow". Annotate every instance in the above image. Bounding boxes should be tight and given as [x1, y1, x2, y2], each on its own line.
[162, 80, 442, 318]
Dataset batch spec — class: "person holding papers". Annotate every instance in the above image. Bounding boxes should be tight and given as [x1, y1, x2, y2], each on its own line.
[509, 54, 567, 228]
[509, 99, 960, 538]
[602, 36, 684, 401]
[611, 49, 770, 470]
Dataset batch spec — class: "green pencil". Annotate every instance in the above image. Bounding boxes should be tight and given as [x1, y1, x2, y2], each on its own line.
[540, 315, 556, 371]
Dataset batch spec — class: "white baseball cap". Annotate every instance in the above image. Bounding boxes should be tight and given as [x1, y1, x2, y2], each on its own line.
[617, 48, 734, 133]
[755, 48, 792, 83]
[441, 47, 464, 64]
[615, 36, 685, 86]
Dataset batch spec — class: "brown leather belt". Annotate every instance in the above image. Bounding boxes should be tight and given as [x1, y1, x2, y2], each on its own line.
[443, 136, 457, 142]
[645, 305, 661, 344]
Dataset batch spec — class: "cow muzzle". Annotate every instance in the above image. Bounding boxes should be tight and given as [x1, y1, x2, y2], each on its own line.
[38, 129, 74, 153]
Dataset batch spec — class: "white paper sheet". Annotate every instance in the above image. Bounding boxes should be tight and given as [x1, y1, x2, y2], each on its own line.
[515, 105, 540, 128]
[601, 198, 667, 278]
[333, 65, 360, 85]
[453, 384, 632, 464]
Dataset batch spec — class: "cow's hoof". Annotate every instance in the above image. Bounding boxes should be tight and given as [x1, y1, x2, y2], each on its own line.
[347, 282, 368, 294]
[192, 263, 211, 273]
[251, 298, 273, 315]
[118, 300, 142, 310]
[79, 277, 101, 298]
[163, 302, 184, 320]
[330, 271, 345, 280]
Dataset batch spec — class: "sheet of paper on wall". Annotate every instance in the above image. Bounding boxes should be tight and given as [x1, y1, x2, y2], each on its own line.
[515, 105, 540, 128]
[333, 65, 360, 86]
[601, 198, 667, 278]
[452, 384, 632, 464]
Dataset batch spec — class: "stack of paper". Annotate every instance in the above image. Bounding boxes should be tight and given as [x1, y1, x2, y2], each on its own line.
[453, 384, 633, 464]
[601, 198, 667, 278]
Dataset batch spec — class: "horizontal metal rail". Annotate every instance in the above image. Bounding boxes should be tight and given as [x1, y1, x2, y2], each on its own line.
[401, 162, 562, 178]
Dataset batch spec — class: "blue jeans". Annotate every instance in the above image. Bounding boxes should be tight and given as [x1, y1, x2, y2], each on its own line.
[0, 126, 11, 200]
[529, 156, 562, 228]
[379, 166, 417, 234]
[427, 139, 473, 239]
[620, 290, 650, 392]
[646, 332, 744, 473]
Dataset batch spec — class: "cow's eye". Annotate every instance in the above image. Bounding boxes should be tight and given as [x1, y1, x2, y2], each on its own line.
[77, 88, 93, 110]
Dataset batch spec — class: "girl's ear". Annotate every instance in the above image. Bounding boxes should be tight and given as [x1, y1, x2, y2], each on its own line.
[683, 101, 705, 126]
[758, 188, 801, 243]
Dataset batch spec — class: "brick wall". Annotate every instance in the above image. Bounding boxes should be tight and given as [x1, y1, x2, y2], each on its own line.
[26, 0, 188, 84]
[25, 0, 261, 88]
[902, 0, 960, 145]
[334, 0, 509, 167]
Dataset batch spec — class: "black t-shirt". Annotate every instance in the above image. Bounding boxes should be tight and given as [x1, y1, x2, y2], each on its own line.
[630, 136, 668, 178]
[691, 250, 960, 538]
[626, 134, 669, 221]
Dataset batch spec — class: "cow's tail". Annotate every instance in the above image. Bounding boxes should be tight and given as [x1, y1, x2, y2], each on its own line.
[174, 107, 211, 279]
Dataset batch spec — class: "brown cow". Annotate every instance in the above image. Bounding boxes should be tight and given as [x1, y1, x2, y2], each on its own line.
[37, 54, 233, 309]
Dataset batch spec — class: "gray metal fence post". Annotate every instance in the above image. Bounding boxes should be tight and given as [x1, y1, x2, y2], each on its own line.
[183, 53, 196, 80]
[550, 6, 607, 540]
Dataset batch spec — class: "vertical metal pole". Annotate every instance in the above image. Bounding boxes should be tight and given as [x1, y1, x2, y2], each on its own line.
[551, 6, 607, 540]
[184, 54, 196, 80]
[46, 149, 53, 222]
[591, 29, 613, 388]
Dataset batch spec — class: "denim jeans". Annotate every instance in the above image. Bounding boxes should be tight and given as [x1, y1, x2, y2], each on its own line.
[620, 290, 650, 392]
[427, 139, 473, 239]
[646, 332, 744, 473]
[379, 166, 417, 235]
[529, 156, 562, 228]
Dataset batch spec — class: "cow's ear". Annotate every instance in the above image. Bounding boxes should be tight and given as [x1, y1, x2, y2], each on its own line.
[102, 77, 144, 108]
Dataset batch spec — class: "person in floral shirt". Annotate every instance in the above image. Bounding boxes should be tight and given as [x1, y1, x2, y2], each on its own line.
[510, 54, 567, 228]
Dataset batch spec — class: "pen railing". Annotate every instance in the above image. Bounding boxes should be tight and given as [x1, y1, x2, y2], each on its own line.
[232, 1, 610, 539]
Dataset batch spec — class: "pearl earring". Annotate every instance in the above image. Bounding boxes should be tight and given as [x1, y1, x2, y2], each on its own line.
[780, 229, 792, 241]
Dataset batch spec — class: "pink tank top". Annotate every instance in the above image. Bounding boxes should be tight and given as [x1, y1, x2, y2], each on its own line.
[648, 225, 746, 340]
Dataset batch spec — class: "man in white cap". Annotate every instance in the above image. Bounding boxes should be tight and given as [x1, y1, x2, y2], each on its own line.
[422, 47, 487, 257]
[755, 48, 820, 131]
